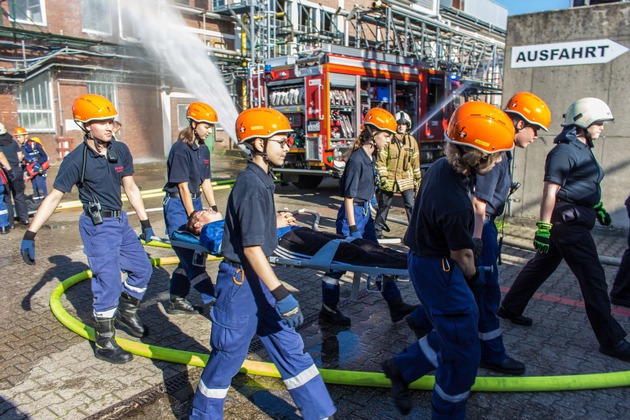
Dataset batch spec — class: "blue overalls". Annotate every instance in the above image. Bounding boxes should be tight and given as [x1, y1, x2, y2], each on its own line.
[163, 140, 214, 304]
[0, 174, 8, 228]
[396, 158, 480, 419]
[53, 140, 152, 317]
[22, 140, 48, 200]
[191, 161, 335, 419]
[323, 147, 401, 307]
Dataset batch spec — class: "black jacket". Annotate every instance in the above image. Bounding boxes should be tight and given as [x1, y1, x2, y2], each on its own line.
[0, 133, 21, 167]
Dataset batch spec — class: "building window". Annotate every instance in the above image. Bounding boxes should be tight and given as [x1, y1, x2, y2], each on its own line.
[88, 83, 117, 109]
[117, 0, 141, 41]
[10, 0, 47, 26]
[177, 104, 190, 131]
[17, 74, 54, 132]
[82, 0, 113, 35]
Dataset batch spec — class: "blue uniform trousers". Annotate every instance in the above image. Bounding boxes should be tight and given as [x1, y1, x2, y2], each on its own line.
[0, 184, 8, 227]
[79, 212, 153, 315]
[164, 195, 215, 303]
[191, 262, 336, 419]
[31, 173, 48, 200]
[393, 253, 479, 419]
[322, 202, 401, 305]
[404, 221, 507, 364]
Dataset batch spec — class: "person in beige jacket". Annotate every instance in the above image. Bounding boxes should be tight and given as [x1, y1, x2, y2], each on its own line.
[374, 111, 421, 239]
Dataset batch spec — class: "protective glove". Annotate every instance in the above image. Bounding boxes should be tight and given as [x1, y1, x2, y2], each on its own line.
[380, 177, 388, 188]
[466, 266, 491, 289]
[33, 163, 42, 174]
[533, 221, 552, 253]
[473, 238, 483, 259]
[138, 219, 155, 242]
[7, 169, 15, 182]
[275, 293, 304, 328]
[21, 231, 36, 265]
[349, 225, 362, 239]
[593, 202, 611, 226]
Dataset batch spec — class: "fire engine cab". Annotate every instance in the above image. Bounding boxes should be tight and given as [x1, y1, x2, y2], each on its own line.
[250, 43, 470, 188]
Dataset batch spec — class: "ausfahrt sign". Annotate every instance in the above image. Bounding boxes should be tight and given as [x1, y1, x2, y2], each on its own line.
[511, 39, 628, 68]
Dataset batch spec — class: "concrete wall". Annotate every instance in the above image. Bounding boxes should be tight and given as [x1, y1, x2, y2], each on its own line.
[503, 2, 630, 229]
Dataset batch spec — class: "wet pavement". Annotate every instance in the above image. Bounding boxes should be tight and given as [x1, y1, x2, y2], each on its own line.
[1, 154, 630, 419]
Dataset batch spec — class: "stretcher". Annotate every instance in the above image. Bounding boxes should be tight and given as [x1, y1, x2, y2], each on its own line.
[169, 209, 409, 300]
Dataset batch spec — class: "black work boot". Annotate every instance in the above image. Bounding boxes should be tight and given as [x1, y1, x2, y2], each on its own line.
[382, 358, 412, 415]
[167, 296, 198, 315]
[599, 339, 630, 361]
[319, 304, 351, 326]
[117, 292, 148, 338]
[94, 316, 133, 364]
[387, 297, 419, 323]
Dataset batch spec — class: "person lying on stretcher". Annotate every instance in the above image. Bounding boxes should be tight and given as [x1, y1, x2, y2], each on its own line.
[185, 209, 407, 270]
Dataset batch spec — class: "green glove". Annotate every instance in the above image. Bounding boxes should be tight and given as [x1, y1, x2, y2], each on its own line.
[533, 221, 552, 253]
[593, 202, 611, 226]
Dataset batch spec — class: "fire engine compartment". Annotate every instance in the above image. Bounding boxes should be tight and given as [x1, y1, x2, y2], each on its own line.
[251, 44, 470, 188]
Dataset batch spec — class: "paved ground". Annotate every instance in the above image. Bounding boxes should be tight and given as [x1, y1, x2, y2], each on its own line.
[1, 154, 630, 419]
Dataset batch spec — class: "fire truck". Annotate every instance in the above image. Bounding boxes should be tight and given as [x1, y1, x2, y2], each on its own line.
[250, 43, 474, 188]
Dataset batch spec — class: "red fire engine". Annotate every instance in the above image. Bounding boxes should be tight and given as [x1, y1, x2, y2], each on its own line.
[250, 43, 472, 188]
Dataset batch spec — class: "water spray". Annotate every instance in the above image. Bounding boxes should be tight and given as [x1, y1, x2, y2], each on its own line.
[409, 81, 472, 137]
[122, 0, 239, 142]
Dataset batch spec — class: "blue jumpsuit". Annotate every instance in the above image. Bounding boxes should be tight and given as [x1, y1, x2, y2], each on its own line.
[0, 172, 8, 228]
[163, 140, 215, 304]
[21, 140, 49, 200]
[406, 155, 512, 365]
[323, 147, 403, 307]
[53, 139, 152, 317]
[191, 161, 335, 419]
[395, 158, 479, 419]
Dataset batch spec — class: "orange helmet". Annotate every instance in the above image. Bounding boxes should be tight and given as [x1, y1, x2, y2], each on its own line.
[363, 108, 397, 135]
[446, 102, 515, 154]
[236, 108, 292, 143]
[72, 94, 118, 124]
[504, 92, 551, 132]
[187, 102, 218, 125]
[13, 126, 28, 136]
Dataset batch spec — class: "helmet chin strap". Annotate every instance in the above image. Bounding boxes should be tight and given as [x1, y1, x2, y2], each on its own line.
[584, 132, 595, 148]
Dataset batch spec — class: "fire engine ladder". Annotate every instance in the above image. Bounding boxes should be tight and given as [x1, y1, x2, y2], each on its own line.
[351, 1, 505, 90]
[212, 0, 282, 62]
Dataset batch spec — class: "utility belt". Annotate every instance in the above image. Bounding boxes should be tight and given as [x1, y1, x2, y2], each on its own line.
[222, 258, 241, 268]
[485, 214, 497, 222]
[168, 191, 200, 199]
[353, 199, 367, 206]
[84, 209, 121, 218]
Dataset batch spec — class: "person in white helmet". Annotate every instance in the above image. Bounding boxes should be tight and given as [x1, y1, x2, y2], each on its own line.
[374, 110, 421, 239]
[500, 97, 630, 362]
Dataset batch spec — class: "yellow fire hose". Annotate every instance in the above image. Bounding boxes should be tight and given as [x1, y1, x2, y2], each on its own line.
[49, 257, 630, 392]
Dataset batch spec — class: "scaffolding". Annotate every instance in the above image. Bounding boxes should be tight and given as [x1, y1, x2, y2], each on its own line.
[212, 0, 506, 90]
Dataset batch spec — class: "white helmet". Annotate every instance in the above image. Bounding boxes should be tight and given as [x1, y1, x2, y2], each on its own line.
[561, 97, 613, 129]
[394, 111, 412, 128]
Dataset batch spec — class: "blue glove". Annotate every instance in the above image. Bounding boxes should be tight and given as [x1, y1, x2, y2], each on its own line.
[21, 239, 36, 265]
[33, 163, 42, 173]
[138, 219, 154, 242]
[349, 225, 362, 238]
[276, 294, 304, 328]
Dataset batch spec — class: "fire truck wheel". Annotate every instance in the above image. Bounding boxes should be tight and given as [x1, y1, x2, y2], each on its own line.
[295, 175, 323, 189]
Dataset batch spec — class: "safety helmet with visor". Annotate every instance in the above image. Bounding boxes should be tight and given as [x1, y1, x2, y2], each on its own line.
[446, 101, 515, 154]
[72, 94, 118, 129]
[187, 102, 218, 125]
[505, 92, 551, 131]
[394, 111, 412, 129]
[561, 97, 613, 129]
[236, 108, 292, 144]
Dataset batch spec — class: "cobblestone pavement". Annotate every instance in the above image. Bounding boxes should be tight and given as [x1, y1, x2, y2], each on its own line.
[1, 154, 629, 419]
